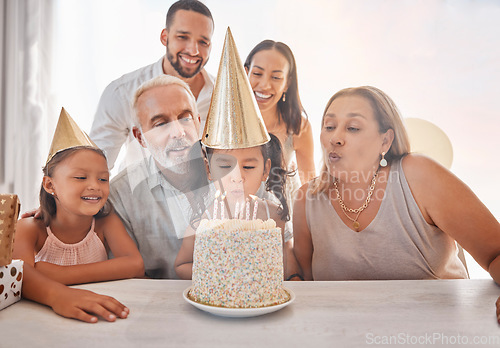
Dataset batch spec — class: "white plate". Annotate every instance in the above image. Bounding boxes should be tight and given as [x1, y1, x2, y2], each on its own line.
[182, 286, 295, 318]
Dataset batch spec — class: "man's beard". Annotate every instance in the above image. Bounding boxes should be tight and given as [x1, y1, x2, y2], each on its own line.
[144, 137, 191, 174]
[167, 45, 204, 79]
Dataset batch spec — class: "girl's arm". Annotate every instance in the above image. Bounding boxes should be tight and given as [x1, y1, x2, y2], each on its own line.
[22, 263, 129, 323]
[14, 220, 129, 322]
[292, 184, 314, 280]
[267, 201, 301, 280]
[175, 225, 196, 280]
[284, 239, 302, 280]
[293, 118, 316, 184]
[35, 212, 144, 285]
[12, 217, 42, 267]
[403, 154, 500, 283]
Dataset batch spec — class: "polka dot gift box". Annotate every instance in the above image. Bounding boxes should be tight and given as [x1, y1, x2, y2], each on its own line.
[0, 194, 23, 310]
[0, 259, 23, 310]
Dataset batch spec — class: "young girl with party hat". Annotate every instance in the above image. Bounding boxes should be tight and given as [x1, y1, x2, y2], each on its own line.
[14, 108, 144, 288]
[174, 28, 300, 280]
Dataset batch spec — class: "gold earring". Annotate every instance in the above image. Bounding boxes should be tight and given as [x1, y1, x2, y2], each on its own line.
[282, 92, 286, 102]
[380, 152, 387, 167]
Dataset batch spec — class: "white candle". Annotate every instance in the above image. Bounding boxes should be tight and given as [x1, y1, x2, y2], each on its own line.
[252, 198, 259, 220]
[213, 201, 218, 220]
[234, 201, 240, 220]
[220, 194, 225, 220]
[245, 199, 250, 221]
[213, 191, 219, 219]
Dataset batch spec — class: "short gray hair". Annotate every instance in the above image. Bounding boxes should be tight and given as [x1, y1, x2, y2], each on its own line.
[132, 75, 197, 127]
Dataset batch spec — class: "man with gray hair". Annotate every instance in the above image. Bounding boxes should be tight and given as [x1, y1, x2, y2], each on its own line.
[109, 75, 211, 279]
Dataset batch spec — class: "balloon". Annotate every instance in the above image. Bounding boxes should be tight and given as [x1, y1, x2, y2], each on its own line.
[404, 118, 453, 169]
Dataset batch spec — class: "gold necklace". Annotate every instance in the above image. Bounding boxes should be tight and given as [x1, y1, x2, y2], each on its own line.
[333, 170, 378, 231]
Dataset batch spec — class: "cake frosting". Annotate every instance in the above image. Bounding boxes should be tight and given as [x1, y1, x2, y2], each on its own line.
[190, 219, 289, 308]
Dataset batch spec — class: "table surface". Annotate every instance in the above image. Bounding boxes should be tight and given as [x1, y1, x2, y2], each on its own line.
[2, 279, 500, 347]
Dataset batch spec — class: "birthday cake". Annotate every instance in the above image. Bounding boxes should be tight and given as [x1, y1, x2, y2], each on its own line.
[190, 219, 289, 308]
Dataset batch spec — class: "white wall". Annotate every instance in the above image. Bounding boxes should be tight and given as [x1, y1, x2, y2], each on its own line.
[48, 0, 500, 278]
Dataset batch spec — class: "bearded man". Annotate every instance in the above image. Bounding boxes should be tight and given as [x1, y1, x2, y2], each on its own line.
[109, 75, 211, 279]
[90, 0, 214, 169]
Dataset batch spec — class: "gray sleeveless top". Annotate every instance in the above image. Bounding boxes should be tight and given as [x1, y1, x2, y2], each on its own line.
[305, 158, 468, 280]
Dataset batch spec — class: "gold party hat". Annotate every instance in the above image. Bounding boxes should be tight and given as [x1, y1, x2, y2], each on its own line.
[46, 107, 98, 164]
[202, 27, 270, 149]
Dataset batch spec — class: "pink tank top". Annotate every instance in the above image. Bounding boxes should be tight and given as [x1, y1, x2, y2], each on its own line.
[35, 219, 108, 266]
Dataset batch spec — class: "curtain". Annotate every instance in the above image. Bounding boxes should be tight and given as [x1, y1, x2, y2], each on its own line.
[0, 0, 55, 211]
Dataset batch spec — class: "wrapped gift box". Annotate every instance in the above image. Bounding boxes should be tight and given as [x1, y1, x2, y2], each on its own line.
[0, 194, 22, 310]
[0, 259, 23, 310]
[1, 194, 21, 266]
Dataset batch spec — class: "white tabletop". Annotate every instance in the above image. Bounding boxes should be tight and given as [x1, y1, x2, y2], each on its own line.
[2, 279, 500, 347]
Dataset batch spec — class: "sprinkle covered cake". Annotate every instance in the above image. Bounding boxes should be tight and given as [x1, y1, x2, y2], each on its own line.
[190, 219, 289, 308]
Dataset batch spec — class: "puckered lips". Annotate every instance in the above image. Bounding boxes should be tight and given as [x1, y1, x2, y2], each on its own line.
[229, 188, 245, 197]
[328, 151, 341, 163]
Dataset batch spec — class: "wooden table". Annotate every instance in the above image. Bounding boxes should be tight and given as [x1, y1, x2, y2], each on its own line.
[2, 279, 500, 347]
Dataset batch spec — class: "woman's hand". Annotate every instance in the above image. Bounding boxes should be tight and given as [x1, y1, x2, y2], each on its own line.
[49, 287, 130, 323]
[20, 207, 42, 219]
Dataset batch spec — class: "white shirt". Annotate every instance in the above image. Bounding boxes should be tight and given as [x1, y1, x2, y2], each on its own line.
[90, 56, 215, 169]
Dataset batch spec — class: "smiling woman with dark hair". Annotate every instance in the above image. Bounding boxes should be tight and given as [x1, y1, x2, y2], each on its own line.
[244, 40, 315, 206]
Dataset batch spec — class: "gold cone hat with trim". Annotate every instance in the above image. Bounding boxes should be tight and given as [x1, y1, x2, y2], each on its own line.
[46, 107, 98, 164]
[202, 27, 270, 149]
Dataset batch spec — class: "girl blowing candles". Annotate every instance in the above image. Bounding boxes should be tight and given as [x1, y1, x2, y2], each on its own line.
[174, 28, 298, 280]
[174, 134, 292, 279]
[13, 108, 143, 321]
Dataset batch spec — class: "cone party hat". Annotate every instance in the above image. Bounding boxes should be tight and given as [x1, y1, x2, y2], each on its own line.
[202, 27, 270, 149]
[46, 107, 98, 164]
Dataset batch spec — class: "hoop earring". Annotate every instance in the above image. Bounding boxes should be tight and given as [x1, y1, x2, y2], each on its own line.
[379, 152, 387, 167]
[282, 92, 286, 102]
